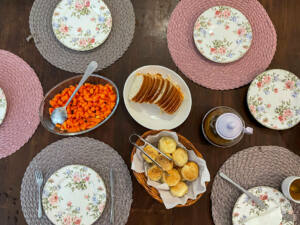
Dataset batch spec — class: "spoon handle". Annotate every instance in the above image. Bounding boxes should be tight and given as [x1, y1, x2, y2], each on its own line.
[219, 172, 265, 209]
[65, 61, 98, 107]
[219, 172, 248, 192]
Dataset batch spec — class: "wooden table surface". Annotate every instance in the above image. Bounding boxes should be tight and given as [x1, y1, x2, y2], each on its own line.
[0, 0, 299, 224]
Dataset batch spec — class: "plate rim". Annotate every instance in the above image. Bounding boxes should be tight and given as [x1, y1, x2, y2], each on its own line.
[51, 0, 113, 52]
[193, 5, 253, 64]
[42, 164, 107, 225]
[246, 68, 300, 130]
[123, 65, 192, 130]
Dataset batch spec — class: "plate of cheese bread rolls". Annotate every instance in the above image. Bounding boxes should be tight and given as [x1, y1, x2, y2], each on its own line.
[130, 130, 209, 207]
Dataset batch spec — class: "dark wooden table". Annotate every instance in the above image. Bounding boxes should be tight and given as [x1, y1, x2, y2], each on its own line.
[0, 0, 299, 224]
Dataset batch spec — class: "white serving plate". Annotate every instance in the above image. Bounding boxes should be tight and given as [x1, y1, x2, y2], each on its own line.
[123, 65, 192, 130]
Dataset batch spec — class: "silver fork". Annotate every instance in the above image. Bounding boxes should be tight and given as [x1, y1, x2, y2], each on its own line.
[35, 170, 44, 218]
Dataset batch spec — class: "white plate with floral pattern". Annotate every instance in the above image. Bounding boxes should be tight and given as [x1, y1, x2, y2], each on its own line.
[0, 87, 7, 125]
[232, 186, 294, 225]
[193, 6, 252, 63]
[42, 165, 106, 225]
[247, 69, 300, 130]
[52, 0, 112, 51]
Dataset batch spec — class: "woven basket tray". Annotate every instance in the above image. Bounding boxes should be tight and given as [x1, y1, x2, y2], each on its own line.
[130, 130, 206, 207]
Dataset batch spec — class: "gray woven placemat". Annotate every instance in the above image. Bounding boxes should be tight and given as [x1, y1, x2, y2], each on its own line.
[29, 0, 135, 73]
[211, 146, 300, 225]
[20, 137, 132, 225]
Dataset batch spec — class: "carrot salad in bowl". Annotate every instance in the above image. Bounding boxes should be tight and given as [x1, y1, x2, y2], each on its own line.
[49, 83, 117, 132]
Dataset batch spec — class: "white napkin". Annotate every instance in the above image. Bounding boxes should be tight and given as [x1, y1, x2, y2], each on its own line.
[131, 131, 210, 209]
[244, 202, 282, 225]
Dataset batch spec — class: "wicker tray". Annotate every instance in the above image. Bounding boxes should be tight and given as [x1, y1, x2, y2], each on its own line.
[130, 130, 207, 207]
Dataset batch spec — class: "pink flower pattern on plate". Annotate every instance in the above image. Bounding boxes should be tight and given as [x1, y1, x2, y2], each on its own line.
[232, 186, 294, 225]
[42, 165, 106, 225]
[49, 192, 59, 205]
[52, 0, 112, 51]
[247, 69, 300, 130]
[194, 6, 252, 63]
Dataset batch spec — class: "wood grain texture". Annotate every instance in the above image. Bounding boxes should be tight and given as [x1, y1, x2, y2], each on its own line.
[0, 0, 299, 224]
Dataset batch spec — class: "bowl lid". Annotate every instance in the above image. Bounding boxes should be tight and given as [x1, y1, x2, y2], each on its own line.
[216, 113, 243, 140]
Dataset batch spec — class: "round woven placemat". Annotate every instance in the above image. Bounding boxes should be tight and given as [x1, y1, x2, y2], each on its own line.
[0, 50, 43, 159]
[21, 137, 132, 225]
[167, 0, 277, 90]
[211, 146, 300, 225]
[29, 0, 135, 73]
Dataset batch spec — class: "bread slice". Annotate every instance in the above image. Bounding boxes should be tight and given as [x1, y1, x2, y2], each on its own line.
[131, 74, 150, 102]
[155, 79, 171, 105]
[142, 74, 160, 103]
[159, 83, 177, 109]
[163, 87, 181, 114]
[137, 75, 153, 103]
[168, 91, 184, 114]
[149, 76, 164, 103]
[129, 74, 144, 101]
[157, 82, 176, 108]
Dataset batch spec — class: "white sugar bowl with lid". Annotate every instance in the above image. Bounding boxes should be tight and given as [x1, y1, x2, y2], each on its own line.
[202, 106, 253, 148]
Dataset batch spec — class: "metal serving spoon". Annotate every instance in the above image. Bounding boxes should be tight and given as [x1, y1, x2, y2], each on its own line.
[50, 61, 98, 125]
[219, 172, 266, 210]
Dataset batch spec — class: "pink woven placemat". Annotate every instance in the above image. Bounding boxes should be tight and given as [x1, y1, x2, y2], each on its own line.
[167, 0, 277, 90]
[0, 50, 43, 159]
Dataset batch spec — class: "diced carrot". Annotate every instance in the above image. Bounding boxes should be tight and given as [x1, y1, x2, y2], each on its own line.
[49, 82, 116, 133]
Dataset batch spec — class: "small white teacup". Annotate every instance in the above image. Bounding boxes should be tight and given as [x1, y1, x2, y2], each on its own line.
[282, 176, 300, 203]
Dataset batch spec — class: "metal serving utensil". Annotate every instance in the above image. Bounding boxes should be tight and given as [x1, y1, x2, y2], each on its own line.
[129, 134, 172, 170]
[219, 172, 266, 210]
[50, 61, 98, 125]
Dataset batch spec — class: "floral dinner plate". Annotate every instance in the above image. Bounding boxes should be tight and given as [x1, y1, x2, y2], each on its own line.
[0, 87, 7, 125]
[247, 69, 300, 130]
[42, 165, 107, 225]
[52, 0, 112, 51]
[193, 6, 252, 63]
[232, 186, 294, 225]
